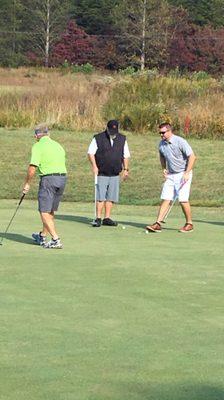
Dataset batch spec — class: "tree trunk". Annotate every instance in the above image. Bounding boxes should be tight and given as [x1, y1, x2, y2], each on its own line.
[45, 0, 50, 67]
[140, 0, 146, 71]
[12, 0, 16, 53]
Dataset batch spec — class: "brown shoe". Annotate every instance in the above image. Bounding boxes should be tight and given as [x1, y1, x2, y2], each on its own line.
[146, 222, 162, 233]
[179, 223, 194, 233]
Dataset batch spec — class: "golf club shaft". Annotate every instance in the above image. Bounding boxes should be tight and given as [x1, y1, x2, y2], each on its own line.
[161, 196, 178, 222]
[0, 193, 25, 244]
[94, 175, 97, 219]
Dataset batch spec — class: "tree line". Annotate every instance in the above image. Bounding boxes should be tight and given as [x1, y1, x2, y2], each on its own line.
[0, 0, 224, 72]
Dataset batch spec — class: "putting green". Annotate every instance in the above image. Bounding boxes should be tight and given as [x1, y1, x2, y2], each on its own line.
[0, 200, 224, 400]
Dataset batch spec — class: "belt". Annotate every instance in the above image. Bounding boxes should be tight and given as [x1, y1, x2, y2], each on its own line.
[41, 173, 66, 177]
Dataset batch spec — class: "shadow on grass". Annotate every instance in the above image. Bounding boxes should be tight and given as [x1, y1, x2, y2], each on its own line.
[55, 214, 177, 230]
[56, 214, 91, 225]
[127, 383, 224, 400]
[0, 232, 34, 245]
[194, 219, 224, 226]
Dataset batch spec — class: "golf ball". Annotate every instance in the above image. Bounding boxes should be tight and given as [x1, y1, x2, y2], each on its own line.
[145, 230, 149, 234]
[122, 226, 126, 230]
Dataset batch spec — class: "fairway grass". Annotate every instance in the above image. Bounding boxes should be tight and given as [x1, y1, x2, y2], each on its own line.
[0, 201, 224, 400]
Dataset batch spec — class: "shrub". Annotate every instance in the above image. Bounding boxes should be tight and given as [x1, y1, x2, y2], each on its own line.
[104, 74, 224, 137]
[119, 66, 137, 75]
[191, 71, 211, 81]
[71, 63, 95, 74]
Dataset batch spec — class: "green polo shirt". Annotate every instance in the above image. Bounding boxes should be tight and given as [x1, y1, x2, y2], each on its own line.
[30, 136, 67, 176]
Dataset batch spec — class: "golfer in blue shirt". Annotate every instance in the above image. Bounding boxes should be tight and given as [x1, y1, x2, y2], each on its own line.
[146, 123, 196, 233]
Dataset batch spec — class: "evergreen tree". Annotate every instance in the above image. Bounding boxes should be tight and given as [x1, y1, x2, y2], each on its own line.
[71, 0, 120, 34]
[0, 0, 25, 66]
[168, 0, 224, 26]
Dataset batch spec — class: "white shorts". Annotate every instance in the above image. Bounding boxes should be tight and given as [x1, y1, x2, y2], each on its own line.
[161, 171, 192, 202]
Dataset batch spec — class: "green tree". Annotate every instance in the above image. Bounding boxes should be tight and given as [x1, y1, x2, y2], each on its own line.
[114, 0, 180, 70]
[168, 0, 224, 26]
[23, 0, 71, 66]
[0, 0, 25, 66]
[71, 0, 120, 34]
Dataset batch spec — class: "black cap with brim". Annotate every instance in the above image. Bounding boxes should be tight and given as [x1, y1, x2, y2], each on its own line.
[107, 120, 119, 135]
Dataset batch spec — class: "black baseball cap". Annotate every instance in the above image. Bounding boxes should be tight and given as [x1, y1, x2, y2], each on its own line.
[107, 120, 119, 135]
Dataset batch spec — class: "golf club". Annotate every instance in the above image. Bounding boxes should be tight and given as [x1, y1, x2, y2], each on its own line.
[0, 193, 25, 246]
[160, 180, 186, 223]
[91, 174, 98, 226]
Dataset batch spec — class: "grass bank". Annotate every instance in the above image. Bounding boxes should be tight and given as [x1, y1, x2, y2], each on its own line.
[0, 128, 223, 206]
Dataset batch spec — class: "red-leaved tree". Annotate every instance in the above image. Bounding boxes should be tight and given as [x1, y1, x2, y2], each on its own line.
[169, 19, 224, 73]
[51, 20, 96, 66]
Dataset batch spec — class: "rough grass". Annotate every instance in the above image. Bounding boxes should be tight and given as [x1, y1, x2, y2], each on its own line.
[0, 128, 224, 206]
[0, 201, 224, 400]
[1, 68, 224, 138]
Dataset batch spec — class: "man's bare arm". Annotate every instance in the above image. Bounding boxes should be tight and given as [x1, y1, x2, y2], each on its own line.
[88, 154, 98, 175]
[23, 165, 36, 193]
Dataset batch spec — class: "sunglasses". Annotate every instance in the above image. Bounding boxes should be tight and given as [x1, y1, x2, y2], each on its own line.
[159, 130, 168, 135]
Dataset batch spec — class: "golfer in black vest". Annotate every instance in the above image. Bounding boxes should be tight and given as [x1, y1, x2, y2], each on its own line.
[88, 120, 130, 227]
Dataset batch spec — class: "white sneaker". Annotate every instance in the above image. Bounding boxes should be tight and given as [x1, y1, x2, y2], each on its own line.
[43, 238, 63, 249]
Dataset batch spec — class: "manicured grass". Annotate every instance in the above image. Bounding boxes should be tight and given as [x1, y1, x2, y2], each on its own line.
[0, 128, 224, 206]
[0, 200, 224, 400]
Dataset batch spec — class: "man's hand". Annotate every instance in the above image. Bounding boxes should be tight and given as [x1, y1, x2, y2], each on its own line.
[183, 172, 190, 182]
[23, 183, 30, 194]
[122, 169, 129, 180]
[163, 169, 168, 179]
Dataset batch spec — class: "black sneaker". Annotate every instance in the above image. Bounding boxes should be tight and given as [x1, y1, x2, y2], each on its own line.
[102, 218, 118, 226]
[92, 218, 102, 227]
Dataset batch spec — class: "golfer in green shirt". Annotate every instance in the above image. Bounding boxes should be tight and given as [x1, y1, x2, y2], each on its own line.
[23, 124, 67, 249]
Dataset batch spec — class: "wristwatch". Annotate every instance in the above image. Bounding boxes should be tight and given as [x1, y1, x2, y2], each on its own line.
[124, 168, 129, 171]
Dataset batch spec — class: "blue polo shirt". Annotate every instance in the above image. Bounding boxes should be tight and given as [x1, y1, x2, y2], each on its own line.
[159, 134, 193, 173]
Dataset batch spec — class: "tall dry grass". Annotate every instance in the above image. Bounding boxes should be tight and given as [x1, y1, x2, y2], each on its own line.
[0, 68, 114, 131]
[1, 68, 224, 138]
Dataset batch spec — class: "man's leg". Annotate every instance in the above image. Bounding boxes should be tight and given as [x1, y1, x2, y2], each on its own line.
[157, 200, 172, 222]
[180, 201, 193, 224]
[101, 177, 119, 226]
[105, 201, 113, 218]
[40, 211, 59, 240]
[146, 175, 174, 232]
[96, 201, 105, 218]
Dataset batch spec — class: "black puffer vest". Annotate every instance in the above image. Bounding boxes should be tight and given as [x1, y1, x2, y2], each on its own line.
[94, 131, 126, 176]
